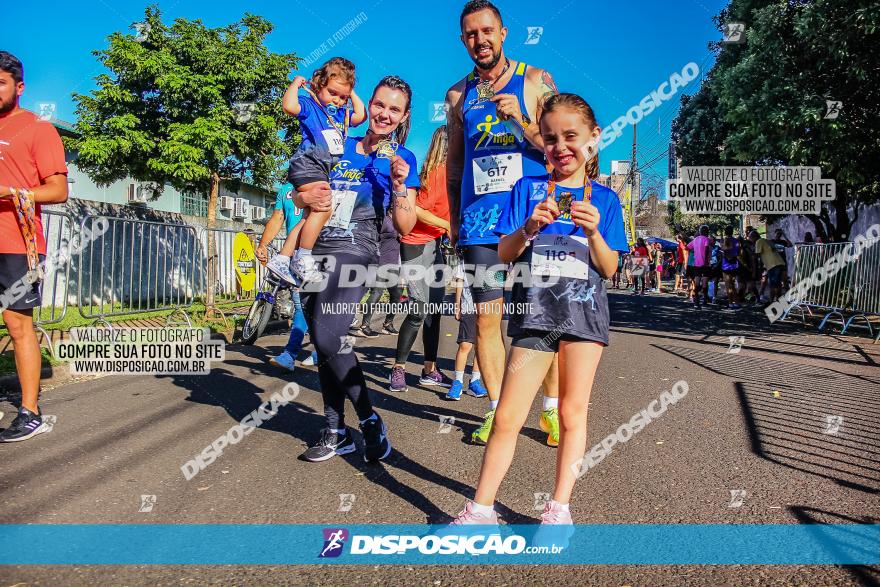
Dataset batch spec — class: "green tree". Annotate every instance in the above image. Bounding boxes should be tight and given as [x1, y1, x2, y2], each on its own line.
[672, 0, 880, 241]
[664, 202, 739, 237]
[69, 6, 299, 309]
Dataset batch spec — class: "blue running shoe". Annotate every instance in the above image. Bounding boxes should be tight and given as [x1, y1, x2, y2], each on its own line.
[467, 378, 489, 398]
[446, 380, 463, 401]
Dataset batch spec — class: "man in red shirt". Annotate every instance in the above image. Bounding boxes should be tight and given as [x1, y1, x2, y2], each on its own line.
[675, 233, 687, 292]
[0, 52, 69, 442]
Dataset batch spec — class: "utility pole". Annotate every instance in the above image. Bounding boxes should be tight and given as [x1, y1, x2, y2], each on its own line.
[627, 124, 638, 243]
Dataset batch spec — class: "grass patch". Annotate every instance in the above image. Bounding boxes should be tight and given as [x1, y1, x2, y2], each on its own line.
[0, 347, 61, 377]
[0, 300, 253, 338]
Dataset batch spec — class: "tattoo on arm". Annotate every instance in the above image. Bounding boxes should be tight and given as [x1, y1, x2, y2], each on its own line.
[393, 193, 413, 213]
[537, 70, 559, 110]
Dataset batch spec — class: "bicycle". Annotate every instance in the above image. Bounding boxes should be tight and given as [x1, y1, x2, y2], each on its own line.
[241, 244, 296, 344]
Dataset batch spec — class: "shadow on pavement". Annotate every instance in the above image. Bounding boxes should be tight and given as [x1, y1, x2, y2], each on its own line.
[789, 506, 880, 587]
[654, 343, 880, 494]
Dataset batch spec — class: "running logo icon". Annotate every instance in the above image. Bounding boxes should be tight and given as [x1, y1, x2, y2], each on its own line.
[722, 22, 745, 43]
[823, 415, 843, 435]
[430, 102, 449, 123]
[139, 494, 157, 512]
[319, 528, 349, 558]
[824, 100, 842, 120]
[728, 489, 746, 508]
[524, 27, 544, 45]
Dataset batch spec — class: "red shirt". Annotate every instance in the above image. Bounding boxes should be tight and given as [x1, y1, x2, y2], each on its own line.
[676, 241, 687, 264]
[401, 164, 449, 245]
[0, 109, 68, 254]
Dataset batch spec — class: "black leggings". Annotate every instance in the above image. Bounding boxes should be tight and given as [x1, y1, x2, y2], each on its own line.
[395, 239, 445, 365]
[301, 250, 374, 430]
[362, 280, 403, 327]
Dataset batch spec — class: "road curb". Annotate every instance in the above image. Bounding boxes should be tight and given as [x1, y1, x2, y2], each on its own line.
[0, 363, 73, 393]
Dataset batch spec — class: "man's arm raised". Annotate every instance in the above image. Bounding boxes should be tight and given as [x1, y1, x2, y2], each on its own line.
[445, 80, 466, 248]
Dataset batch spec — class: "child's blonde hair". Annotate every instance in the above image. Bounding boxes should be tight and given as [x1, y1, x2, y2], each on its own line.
[540, 93, 601, 179]
[310, 57, 356, 92]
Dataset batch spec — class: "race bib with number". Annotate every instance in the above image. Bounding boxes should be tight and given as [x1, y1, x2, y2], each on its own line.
[531, 233, 590, 280]
[472, 153, 523, 195]
[321, 128, 345, 156]
[327, 189, 357, 229]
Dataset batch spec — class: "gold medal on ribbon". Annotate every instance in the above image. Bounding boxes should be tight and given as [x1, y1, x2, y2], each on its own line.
[476, 79, 495, 103]
[557, 191, 573, 217]
[376, 138, 399, 159]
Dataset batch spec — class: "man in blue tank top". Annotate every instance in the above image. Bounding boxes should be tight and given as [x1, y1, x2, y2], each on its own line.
[445, 0, 560, 443]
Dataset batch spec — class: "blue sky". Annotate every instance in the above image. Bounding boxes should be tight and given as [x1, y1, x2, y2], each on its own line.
[6, 0, 726, 187]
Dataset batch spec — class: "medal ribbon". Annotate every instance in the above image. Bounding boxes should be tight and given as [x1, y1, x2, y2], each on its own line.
[305, 86, 350, 141]
[12, 188, 41, 283]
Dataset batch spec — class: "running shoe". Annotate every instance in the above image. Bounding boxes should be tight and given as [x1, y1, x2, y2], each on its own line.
[0, 407, 47, 443]
[533, 501, 574, 550]
[291, 256, 324, 285]
[467, 378, 489, 398]
[360, 415, 391, 463]
[450, 500, 499, 525]
[359, 325, 380, 339]
[301, 428, 357, 462]
[446, 380, 464, 401]
[389, 366, 407, 392]
[420, 369, 453, 388]
[471, 410, 495, 445]
[539, 408, 560, 447]
[268, 350, 296, 371]
[381, 322, 399, 335]
[302, 351, 318, 366]
[266, 255, 299, 286]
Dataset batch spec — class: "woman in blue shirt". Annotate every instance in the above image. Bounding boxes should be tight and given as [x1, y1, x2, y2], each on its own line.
[293, 76, 420, 464]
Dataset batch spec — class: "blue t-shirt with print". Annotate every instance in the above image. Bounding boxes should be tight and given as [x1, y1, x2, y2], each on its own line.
[297, 90, 362, 152]
[494, 175, 628, 345]
[274, 183, 304, 235]
[314, 136, 420, 259]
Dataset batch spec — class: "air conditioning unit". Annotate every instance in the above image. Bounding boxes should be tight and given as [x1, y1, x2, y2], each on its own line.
[127, 182, 149, 204]
[232, 197, 249, 218]
[219, 195, 234, 210]
[251, 206, 266, 221]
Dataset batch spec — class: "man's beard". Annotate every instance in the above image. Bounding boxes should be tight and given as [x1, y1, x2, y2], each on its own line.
[472, 46, 502, 71]
[0, 97, 16, 115]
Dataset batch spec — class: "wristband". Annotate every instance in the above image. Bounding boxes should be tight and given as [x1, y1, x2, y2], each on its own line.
[392, 189, 408, 198]
[521, 224, 538, 242]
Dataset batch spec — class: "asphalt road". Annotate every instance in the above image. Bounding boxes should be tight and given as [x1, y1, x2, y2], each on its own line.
[1, 290, 879, 586]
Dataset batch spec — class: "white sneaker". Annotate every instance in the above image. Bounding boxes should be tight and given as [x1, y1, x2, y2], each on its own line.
[268, 351, 296, 371]
[302, 351, 318, 366]
[292, 256, 324, 284]
[266, 255, 298, 285]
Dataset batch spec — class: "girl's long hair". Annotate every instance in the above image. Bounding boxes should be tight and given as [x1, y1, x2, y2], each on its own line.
[373, 75, 413, 146]
[420, 125, 448, 184]
[540, 93, 600, 179]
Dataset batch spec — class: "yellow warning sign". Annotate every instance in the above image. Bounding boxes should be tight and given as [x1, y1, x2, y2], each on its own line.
[233, 232, 257, 291]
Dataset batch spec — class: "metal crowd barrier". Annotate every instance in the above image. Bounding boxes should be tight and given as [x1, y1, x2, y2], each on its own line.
[34, 209, 75, 329]
[77, 215, 201, 326]
[785, 240, 880, 341]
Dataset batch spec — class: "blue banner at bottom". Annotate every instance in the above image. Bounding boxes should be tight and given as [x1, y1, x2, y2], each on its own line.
[1, 524, 878, 565]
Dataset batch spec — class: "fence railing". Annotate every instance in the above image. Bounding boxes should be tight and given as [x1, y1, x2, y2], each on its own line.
[77, 215, 201, 325]
[34, 209, 75, 328]
[198, 227, 284, 309]
[785, 240, 880, 341]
